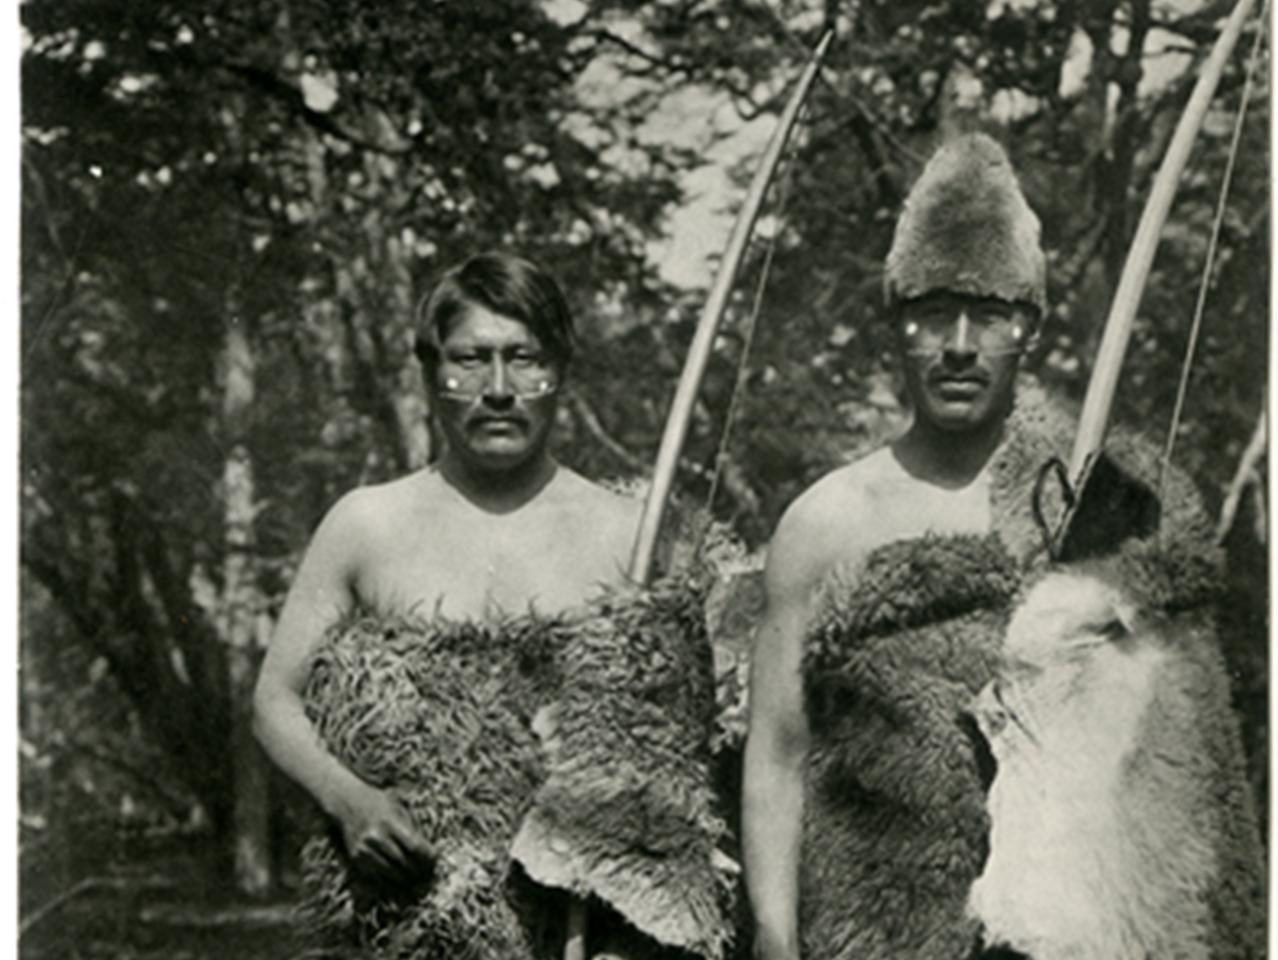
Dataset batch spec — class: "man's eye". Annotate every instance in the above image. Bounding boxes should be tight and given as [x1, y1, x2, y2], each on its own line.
[451, 354, 483, 367]
[510, 352, 543, 366]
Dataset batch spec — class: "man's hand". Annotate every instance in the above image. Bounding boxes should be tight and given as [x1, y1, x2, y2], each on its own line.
[333, 781, 435, 884]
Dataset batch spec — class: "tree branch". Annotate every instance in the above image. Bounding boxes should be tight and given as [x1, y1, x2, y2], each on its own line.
[213, 60, 412, 156]
[20, 876, 174, 939]
[567, 391, 648, 473]
[56, 737, 193, 815]
[569, 389, 762, 526]
[1216, 401, 1266, 545]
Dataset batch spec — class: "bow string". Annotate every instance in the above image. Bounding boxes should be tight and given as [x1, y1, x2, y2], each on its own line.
[627, 29, 834, 585]
[1044, 0, 1263, 555]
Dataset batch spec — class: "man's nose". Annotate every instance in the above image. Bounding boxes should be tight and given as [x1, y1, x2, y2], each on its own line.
[481, 357, 514, 402]
[942, 310, 977, 364]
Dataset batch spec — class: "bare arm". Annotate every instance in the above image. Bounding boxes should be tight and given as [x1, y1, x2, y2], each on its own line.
[252, 491, 433, 880]
[742, 504, 827, 960]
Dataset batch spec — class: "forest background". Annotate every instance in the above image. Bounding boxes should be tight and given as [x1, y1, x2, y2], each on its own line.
[18, 0, 1271, 954]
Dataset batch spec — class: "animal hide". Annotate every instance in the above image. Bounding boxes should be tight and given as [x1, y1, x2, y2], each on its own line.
[795, 382, 1262, 960]
[299, 610, 568, 960]
[964, 387, 1264, 960]
[800, 534, 1015, 960]
[884, 133, 1047, 313]
[795, 384, 1072, 960]
[968, 564, 1265, 960]
[299, 564, 736, 959]
[512, 571, 739, 960]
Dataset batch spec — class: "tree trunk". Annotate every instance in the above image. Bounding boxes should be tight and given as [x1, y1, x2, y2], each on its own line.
[380, 227, 432, 471]
[1089, 0, 1152, 296]
[302, 117, 432, 473]
[222, 320, 273, 897]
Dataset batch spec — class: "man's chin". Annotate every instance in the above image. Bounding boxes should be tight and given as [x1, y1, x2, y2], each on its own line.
[463, 440, 543, 472]
[469, 445, 531, 467]
[921, 397, 1000, 433]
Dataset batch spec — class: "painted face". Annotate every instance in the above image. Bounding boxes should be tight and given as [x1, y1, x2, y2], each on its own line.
[432, 304, 560, 471]
[897, 293, 1035, 434]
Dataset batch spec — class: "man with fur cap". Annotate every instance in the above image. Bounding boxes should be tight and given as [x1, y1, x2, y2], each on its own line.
[742, 133, 1263, 960]
[743, 131, 1046, 960]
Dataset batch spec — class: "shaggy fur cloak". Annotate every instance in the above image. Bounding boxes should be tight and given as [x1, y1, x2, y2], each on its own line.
[300, 610, 568, 960]
[512, 566, 738, 960]
[299, 556, 737, 959]
[797, 383, 1263, 960]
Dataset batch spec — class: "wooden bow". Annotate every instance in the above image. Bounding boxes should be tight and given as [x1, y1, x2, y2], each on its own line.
[1047, 0, 1259, 554]
[627, 28, 833, 585]
[563, 29, 832, 960]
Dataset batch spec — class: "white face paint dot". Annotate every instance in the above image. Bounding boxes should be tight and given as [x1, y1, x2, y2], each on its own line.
[444, 377, 460, 391]
[1011, 325, 1023, 341]
[904, 321, 920, 338]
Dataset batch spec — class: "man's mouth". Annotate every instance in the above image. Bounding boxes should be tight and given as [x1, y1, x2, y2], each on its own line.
[471, 415, 525, 430]
[930, 374, 988, 399]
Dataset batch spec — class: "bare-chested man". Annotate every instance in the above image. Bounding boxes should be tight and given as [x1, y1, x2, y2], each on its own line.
[253, 251, 641, 883]
[741, 134, 1046, 960]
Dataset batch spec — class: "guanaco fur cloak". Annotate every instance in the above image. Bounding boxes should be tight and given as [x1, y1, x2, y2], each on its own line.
[299, 559, 737, 960]
[798, 383, 1264, 960]
[299, 611, 566, 960]
[512, 571, 738, 960]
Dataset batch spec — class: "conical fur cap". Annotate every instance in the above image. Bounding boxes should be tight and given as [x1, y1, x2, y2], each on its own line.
[885, 133, 1045, 313]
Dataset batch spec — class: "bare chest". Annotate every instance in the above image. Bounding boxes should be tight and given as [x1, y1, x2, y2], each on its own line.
[811, 470, 995, 583]
[353, 507, 628, 620]
[866, 475, 993, 545]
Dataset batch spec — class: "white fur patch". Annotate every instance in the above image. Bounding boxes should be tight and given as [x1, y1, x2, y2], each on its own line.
[969, 572, 1214, 960]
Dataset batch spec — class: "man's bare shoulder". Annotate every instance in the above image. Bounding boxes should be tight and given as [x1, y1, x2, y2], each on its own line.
[518, 467, 640, 590]
[315, 471, 442, 543]
[330, 472, 419, 514]
[766, 447, 898, 601]
[779, 448, 896, 538]
[551, 468, 643, 540]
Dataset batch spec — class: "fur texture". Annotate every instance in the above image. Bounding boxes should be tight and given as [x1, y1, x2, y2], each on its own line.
[790, 386, 1074, 960]
[801, 535, 1016, 960]
[970, 570, 1265, 960]
[513, 571, 738, 960]
[299, 512, 740, 960]
[794, 383, 1260, 960]
[299, 609, 569, 960]
[884, 133, 1046, 312]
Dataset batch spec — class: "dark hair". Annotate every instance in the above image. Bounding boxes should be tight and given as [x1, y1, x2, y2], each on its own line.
[414, 252, 576, 374]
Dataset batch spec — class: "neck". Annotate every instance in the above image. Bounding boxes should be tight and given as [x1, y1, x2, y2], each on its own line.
[436, 450, 558, 514]
[894, 415, 1007, 489]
